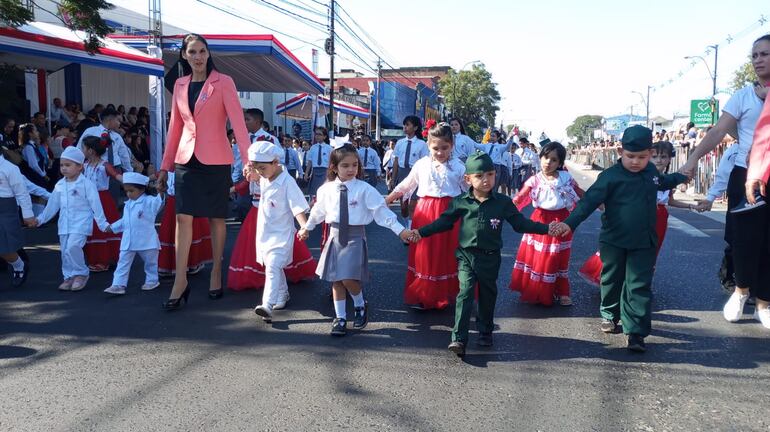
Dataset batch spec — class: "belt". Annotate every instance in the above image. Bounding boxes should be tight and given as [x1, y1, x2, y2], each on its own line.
[463, 247, 499, 255]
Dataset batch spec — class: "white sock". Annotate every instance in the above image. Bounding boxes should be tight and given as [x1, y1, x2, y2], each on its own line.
[10, 257, 24, 272]
[351, 292, 365, 309]
[334, 299, 347, 320]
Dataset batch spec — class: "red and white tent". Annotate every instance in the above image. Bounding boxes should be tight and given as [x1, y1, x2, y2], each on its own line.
[276, 93, 370, 119]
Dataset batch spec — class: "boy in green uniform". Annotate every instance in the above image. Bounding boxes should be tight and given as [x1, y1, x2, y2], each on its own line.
[412, 151, 555, 357]
[554, 125, 689, 352]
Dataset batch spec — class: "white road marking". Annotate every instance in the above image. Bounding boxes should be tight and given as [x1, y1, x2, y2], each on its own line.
[668, 216, 709, 238]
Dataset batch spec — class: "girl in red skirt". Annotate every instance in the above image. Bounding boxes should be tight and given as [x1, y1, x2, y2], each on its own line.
[386, 121, 467, 310]
[158, 171, 213, 276]
[579, 141, 690, 285]
[511, 141, 582, 306]
[227, 177, 316, 294]
[81, 135, 122, 272]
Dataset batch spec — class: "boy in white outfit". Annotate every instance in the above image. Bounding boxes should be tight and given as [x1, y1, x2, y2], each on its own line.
[36, 146, 110, 291]
[104, 172, 165, 295]
[249, 141, 310, 322]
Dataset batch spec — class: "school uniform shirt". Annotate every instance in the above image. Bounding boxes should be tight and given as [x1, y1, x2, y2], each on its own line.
[24, 178, 51, 200]
[77, 126, 134, 172]
[392, 156, 467, 198]
[83, 161, 119, 192]
[475, 142, 511, 165]
[305, 177, 405, 236]
[37, 174, 110, 235]
[0, 155, 34, 218]
[231, 144, 244, 183]
[250, 131, 279, 145]
[501, 152, 513, 176]
[22, 142, 47, 178]
[393, 137, 428, 169]
[706, 144, 739, 202]
[452, 133, 476, 160]
[516, 147, 538, 166]
[295, 147, 306, 171]
[525, 171, 580, 211]
[110, 194, 164, 251]
[307, 143, 332, 168]
[280, 146, 302, 172]
[256, 169, 308, 267]
[358, 147, 382, 174]
[723, 84, 765, 168]
[511, 152, 523, 169]
[383, 148, 394, 169]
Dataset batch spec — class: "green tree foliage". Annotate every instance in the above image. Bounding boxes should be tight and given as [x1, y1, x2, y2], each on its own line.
[730, 59, 758, 93]
[566, 115, 603, 145]
[1, 0, 114, 53]
[439, 63, 501, 138]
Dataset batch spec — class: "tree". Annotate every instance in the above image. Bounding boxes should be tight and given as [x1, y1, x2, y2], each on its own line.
[439, 63, 501, 137]
[1, 0, 115, 53]
[730, 59, 758, 93]
[566, 115, 603, 145]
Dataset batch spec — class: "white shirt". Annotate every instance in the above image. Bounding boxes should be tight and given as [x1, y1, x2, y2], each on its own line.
[392, 156, 467, 198]
[474, 142, 511, 165]
[393, 137, 428, 168]
[24, 178, 50, 200]
[524, 171, 580, 211]
[37, 174, 109, 235]
[383, 149, 394, 169]
[723, 85, 765, 168]
[256, 170, 309, 267]
[657, 190, 670, 205]
[307, 143, 333, 168]
[516, 147, 538, 166]
[77, 125, 133, 172]
[110, 194, 164, 251]
[306, 177, 405, 236]
[250, 131, 279, 145]
[0, 155, 33, 218]
[706, 144, 739, 201]
[452, 133, 476, 160]
[358, 147, 382, 174]
[511, 151, 523, 169]
[82, 160, 112, 191]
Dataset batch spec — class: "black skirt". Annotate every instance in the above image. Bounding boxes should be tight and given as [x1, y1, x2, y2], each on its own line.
[175, 154, 232, 218]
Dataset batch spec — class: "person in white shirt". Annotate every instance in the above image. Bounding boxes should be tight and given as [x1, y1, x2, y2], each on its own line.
[104, 173, 165, 295]
[36, 146, 110, 291]
[279, 134, 303, 180]
[245, 109, 279, 145]
[474, 130, 513, 192]
[391, 116, 429, 222]
[299, 143, 412, 336]
[449, 118, 476, 162]
[382, 140, 396, 188]
[76, 107, 133, 173]
[357, 134, 382, 188]
[515, 137, 538, 184]
[304, 126, 333, 198]
[50, 98, 70, 127]
[0, 153, 36, 287]
[509, 146, 523, 193]
[248, 141, 310, 321]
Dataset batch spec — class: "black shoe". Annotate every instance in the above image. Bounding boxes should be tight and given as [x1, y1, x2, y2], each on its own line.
[208, 288, 223, 300]
[353, 302, 368, 329]
[476, 332, 493, 347]
[331, 318, 347, 336]
[162, 287, 190, 310]
[11, 261, 29, 287]
[600, 319, 617, 333]
[448, 341, 466, 357]
[627, 334, 647, 353]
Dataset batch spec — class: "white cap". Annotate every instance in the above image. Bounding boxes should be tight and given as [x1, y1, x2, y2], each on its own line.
[331, 134, 351, 149]
[123, 172, 149, 186]
[247, 141, 284, 163]
[60, 146, 85, 164]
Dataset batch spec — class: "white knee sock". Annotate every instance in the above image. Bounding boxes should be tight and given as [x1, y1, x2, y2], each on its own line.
[10, 257, 24, 272]
[351, 292, 365, 309]
[334, 299, 347, 320]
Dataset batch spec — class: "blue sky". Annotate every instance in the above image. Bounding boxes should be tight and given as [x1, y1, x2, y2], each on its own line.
[111, 0, 770, 140]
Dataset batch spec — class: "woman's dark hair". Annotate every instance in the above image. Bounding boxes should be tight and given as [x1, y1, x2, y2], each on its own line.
[83, 135, 110, 156]
[449, 117, 466, 135]
[18, 123, 36, 147]
[427, 121, 454, 145]
[128, 107, 137, 115]
[179, 34, 216, 77]
[314, 126, 330, 144]
[539, 141, 567, 170]
[403, 115, 422, 138]
[327, 144, 363, 181]
[753, 34, 770, 45]
[489, 129, 503, 144]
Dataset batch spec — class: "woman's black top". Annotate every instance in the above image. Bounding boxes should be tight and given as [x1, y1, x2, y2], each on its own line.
[188, 81, 204, 114]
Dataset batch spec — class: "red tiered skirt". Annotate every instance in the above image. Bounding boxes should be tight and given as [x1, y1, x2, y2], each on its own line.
[84, 190, 121, 267]
[158, 195, 213, 274]
[510, 208, 572, 306]
[227, 206, 316, 291]
[578, 204, 669, 286]
[405, 196, 460, 309]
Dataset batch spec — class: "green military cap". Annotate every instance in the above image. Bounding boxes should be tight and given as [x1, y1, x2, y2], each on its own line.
[465, 150, 495, 174]
[621, 125, 653, 152]
[539, 138, 551, 147]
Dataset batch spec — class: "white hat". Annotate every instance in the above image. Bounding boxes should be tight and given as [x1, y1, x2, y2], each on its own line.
[331, 134, 350, 149]
[247, 141, 283, 163]
[60, 146, 85, 165]
[123, 172, 149, 186]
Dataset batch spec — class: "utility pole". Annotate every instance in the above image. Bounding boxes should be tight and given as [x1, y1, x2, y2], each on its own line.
[646, 85, 651, 129]
[711, 44, 719, 125]
[375, 57, 381, 141]
[327, 0, 336, 137]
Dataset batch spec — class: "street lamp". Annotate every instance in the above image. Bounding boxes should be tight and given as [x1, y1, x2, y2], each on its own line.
[631, 85, 651, 128]
[685, 44, 719, 124]
[451, 60, 481, 119]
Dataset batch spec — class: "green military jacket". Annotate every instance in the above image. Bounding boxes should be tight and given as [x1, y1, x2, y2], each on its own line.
[418, 190, 549, 251]
[563, 160, 688, 249]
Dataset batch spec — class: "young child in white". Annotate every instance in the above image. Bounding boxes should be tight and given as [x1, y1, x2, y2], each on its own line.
[36, 146, 110, 291]
[0, 152, 36, 287]
[249, 141, 310, 322]
[104, 173, 165, 295]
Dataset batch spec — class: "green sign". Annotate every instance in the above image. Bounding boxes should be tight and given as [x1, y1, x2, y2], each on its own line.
[690, 99, 719, 127]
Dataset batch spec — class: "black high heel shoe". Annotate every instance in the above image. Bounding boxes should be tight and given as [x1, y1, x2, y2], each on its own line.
[162, 287, 190, 310]
[208, 288, 223, 300]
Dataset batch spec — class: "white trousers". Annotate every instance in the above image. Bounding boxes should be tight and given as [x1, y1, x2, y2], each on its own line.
[112, 249, 159, 287]
[262, 256, 288, 307]
[60, 234, 88, 279]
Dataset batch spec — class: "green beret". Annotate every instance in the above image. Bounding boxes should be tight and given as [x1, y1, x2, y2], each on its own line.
[465, 150, 495, 174]
[621, 125, 653, 152]
[539, 138, 551, 147]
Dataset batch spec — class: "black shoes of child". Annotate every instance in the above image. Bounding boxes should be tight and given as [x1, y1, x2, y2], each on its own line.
[353, 302, 368, 329]
[11, 261, 29, 287]
[331, 318, 347, 336]
[448, 341, 466, 357]
[208, 288, 224, 300]
[626, 334, 647, 353]
[600, 319, 618, 333]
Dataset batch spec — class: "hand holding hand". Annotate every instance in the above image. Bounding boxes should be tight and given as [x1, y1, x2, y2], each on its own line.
[694, 199, 713, 212]
[297, 228, 309, 241]
[23, 217, 37, 228]
[156, 170, 168, 193]
[746, 179, 766, 204]
[385, 191, 403, 205]
[549, 222, 571, 238]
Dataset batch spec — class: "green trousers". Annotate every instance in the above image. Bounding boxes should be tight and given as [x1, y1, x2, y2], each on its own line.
[599, 242, 656, 337]
[453, 248, 501, 343]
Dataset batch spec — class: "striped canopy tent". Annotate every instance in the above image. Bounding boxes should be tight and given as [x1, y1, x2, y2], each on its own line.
[276, 93, 370, 119]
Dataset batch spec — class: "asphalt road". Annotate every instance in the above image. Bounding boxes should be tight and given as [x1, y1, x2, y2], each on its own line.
[1, 169, 769, 431]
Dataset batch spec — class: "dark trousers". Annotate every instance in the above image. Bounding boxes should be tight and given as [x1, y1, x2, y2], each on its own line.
[453, 248, 501, 343]
[723, 167, 748, 283]
[364, 169, 378, 188]
[599, 242, 657, 337]
[731, 189, 770, 302]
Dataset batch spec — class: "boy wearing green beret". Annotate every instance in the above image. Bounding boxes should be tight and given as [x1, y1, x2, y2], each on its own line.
[553, 125, 689, 352]
[412, 151, 555, 357]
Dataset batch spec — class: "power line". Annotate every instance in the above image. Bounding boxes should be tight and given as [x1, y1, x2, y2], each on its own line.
[248, 0, 328, 31]
[335, 2, 398, 65]
[273, 0, 328, 19]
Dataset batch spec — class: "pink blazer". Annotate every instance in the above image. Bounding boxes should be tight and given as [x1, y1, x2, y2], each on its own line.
[748, 88, 770, 183]
[161, 70, 251, 172]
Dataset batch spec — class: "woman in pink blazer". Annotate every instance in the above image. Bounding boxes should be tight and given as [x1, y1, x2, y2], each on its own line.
[157, 34, 251, 310]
